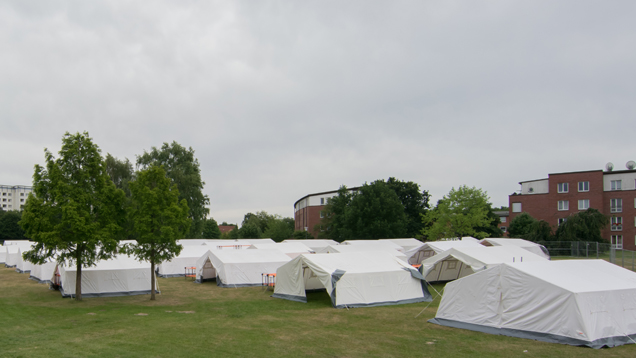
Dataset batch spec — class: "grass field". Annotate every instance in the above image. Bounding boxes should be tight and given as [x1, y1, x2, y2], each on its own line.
[1, 266, 635, 358]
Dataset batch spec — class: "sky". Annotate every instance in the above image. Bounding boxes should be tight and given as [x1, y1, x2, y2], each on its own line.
[2, 1, 636, 226]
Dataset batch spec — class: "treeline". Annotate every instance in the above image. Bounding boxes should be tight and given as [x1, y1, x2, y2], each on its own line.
[508, 209, 609, 243]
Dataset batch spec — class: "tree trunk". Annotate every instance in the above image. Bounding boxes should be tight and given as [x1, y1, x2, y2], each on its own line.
[75, 249, 82, 301]
[150, 247, 156, 301]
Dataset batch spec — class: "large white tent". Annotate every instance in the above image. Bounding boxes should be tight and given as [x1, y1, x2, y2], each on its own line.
[273, 252, 432, 308]
[340, 240, 404, 253]
[282, 239, 338, 252]
[157, 245, 216, 277]
[430, 260, 636, 348]
[479, 238, 550, 259]
[54, 255, 157, 298]
[0, 245, 6, 264]
[15, 246, 35, 273]
[404, 239, 482, 265]
[5, 245, 28, 268]
[420, 246, 547, 282]
[321, 244, 408, 262]
[205, 249, 291, 287]
[29, 260, 57, 284]
[379, 238, 423, 251]
[248, 242, 314, 258]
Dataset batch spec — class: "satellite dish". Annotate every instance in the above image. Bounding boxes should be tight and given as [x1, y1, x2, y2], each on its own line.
[627, 161, 636, 170]
[606, 162, 614, 172]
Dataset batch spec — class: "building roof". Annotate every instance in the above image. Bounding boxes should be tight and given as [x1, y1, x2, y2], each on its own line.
[294, 186, 361, 207]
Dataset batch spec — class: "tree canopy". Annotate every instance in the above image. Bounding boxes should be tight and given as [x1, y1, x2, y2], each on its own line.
[105, 154, 134, 197]
[385, 177, 430, 238]
[554, 209, 608, 242]
[136, 142, 209, 239]
[0, 210, 26, 242]
[202, 217, 222, 239]
[125, 165, 190, 300]
[20, 132, 125, 301]
[319, 180, 411, 241]
[422, 185, 494, 240]
[508, 212, 537, 238]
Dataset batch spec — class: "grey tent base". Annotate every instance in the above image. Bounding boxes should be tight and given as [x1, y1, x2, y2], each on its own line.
[5, 264, 16, 268]
[157, 273, 186, 278]
[15, 268, 31, 274]
[59, 288, 160, 298]
[194, 277, 217, 283]
[429, 318, 636, 349]
[29, 276, 51, 284]
[216, 281, 263, 288]
[333, 296, 430, 309]
[271, 293, 307, 303]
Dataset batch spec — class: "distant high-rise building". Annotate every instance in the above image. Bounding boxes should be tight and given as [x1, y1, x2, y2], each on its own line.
[0, 185, 33, 211]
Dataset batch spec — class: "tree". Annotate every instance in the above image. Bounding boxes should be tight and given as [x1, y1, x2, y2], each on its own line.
[475, 207, 503, 238]
[508, 212, 537, 238]
[125, 165, 191, 300]
[554, 209, 608, 243]
[105, 154, 134, 197]
[136, 142, 209, 239]
[525, 220, 555, 243]
[385, 177, 430, 238]
[320, 181, 408, 241]
[263, 219, 293, 242]
[292, 230, 314, 240]
[20, 132, 125, 301]
[0, 211, 26, 242]
[422, 186, 493, 240]
[238, 223, 261, 239]
[202, 218, 222, 239]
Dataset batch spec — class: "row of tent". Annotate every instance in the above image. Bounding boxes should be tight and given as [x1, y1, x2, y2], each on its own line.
[3, 237, 636, 348]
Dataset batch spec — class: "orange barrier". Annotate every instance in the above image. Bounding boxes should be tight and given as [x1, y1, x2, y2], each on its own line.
[262, 273, 276, 291]
[185, 266, 196, 280]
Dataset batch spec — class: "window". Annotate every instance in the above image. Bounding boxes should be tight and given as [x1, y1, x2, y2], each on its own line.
[320, 198, 324, 205]
[500, 217, 507, 223]
[320, 211, 325, 218]
[611, 235, 623, 249]
[501, 226, 507, 233]
[611, 217, 623, 231]
[20, 199, 24, 203]
[611, 198, 623, 213]
[611, 180, 622, 191]
[558, 200, 569, 211]
[447, 261, 458, 270]
[20, 193, 24, 196]
[557, 183, 569, 193]
[578, 181, 589, 192]
[558, 218, 567, 226]
[578, 199, 589, 210]
[512, 203, 522, 213]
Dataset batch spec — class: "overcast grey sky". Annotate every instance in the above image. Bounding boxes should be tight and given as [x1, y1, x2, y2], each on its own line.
[2, 1, 635, 226]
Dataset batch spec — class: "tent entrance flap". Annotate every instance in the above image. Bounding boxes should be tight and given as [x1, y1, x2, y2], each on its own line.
[330, 269, 346, 308]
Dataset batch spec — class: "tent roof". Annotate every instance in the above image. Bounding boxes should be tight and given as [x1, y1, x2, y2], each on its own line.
[297, 252, 412, 274]
[210, 249, 291, 264]
[340, 240, 404, 252]
[418, 240, 483, 253]
[61, 254, 150, 271]
[248, 243, 314, 254]
[504, 260, 636, 293]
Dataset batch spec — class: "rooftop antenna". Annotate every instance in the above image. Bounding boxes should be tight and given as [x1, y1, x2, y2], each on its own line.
[627, 161, 636, 170]
[605, 162, 614, 172]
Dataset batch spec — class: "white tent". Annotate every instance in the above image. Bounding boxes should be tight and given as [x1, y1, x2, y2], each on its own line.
[248, 243, 314, 258]
[339, 240, 405, 253]
[235, 239, 276, 245]
[430, 260, 636, 348]
[5, 245, 27, 268]
[480, 238, 550, 259]
[206, 249, 291, 287]
[29, 260, 57, 284]
[15, 246, 35, 273]
[0, 245, 6, 264]
[420, 246, 547, 282]
[379, 238, 423, 251]
[157, 245, 215, 277]
[273, 252, 432, 308]
[55, 255, 157, 298]
[404, 240, 482, 265]
[282, 239, 338, 252]
[322, 244, 408, 262]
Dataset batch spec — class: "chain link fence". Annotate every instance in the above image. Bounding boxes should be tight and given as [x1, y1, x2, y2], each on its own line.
[537, 241, 635, 271]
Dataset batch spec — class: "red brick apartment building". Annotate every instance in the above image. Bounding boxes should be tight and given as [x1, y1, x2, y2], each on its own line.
[508, 165, 636, 251]
[294, 187, 360, 239]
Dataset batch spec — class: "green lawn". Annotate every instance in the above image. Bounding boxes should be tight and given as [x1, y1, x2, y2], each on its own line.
[1, 266, 635, 358]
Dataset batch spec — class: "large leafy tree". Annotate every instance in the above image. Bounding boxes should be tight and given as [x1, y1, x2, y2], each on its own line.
[136, 142, 209, 239]
[125, 165, 190, 300]
[0, 210, 26, 242]
[20, 132, 125, 301]
[554, 208, 608, 243]
[508, 212, 537, 238]
[105, 154, 134, 197]
[320, 181, 408, 241]
[385, 177, 430, 238]
[202, 218, 222, 239]
[422, 185, 493, 240]
[263, 219, 294, 242]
